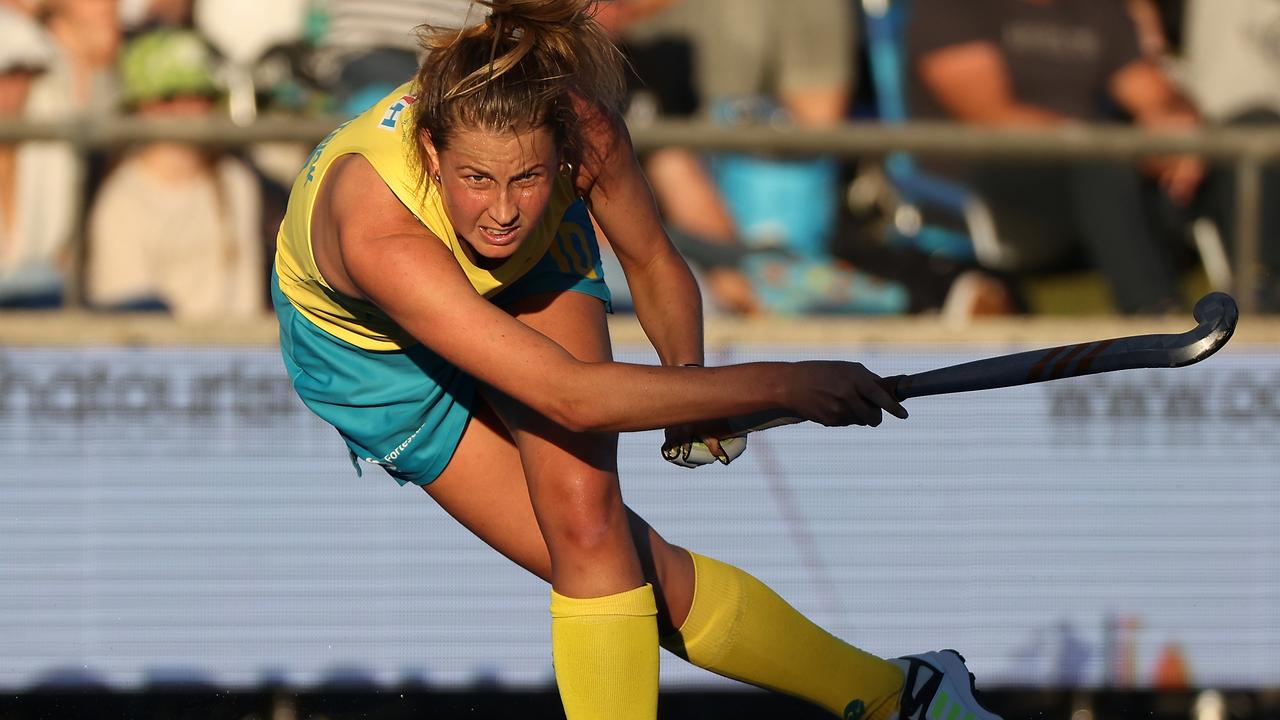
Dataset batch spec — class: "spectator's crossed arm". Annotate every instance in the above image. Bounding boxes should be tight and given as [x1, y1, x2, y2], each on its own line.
[916, 41, 1067, 127]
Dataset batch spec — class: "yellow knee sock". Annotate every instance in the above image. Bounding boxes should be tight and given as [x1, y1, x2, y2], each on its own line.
[550, 583, 659, 720]
[661, 553, 904, 720]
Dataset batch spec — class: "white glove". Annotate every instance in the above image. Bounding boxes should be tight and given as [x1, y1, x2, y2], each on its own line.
[661, 435, 748, 468]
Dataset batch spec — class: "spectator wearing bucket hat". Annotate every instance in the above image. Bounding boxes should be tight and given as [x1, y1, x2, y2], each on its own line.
[85, 29, 268, 320]
[0, 5, 67, 307]
[117, 27, 220, 108]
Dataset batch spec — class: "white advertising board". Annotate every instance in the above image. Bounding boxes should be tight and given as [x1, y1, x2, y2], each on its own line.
[1, 344, 1276, 690]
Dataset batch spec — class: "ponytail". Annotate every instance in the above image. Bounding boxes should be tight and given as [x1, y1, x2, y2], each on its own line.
[412, 0, 626, 185]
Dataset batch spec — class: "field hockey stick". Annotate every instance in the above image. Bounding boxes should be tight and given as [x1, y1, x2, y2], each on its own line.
[664, 292, 1238, 466]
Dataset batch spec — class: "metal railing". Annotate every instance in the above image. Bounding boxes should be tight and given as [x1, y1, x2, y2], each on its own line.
[2, 116, 1278, 312]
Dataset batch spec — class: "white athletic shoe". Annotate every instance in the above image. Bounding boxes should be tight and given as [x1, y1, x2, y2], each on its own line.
[883, 649, 1002, 720]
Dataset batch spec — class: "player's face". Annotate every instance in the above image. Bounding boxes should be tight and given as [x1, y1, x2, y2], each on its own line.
[426, 125, 560, 265]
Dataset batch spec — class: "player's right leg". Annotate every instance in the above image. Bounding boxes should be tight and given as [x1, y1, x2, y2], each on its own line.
[426, 406, 980, 720]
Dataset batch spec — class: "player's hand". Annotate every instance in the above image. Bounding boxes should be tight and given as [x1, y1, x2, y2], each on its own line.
[658, 361, 907, 468]
[661, 423, 747, 468]
[785, 361, 908, 427]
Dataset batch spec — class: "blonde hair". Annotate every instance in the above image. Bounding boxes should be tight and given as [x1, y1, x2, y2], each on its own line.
[412, 0, 626, 185]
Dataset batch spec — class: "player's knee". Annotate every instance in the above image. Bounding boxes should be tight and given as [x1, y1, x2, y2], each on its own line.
[540, 473, 626, 555]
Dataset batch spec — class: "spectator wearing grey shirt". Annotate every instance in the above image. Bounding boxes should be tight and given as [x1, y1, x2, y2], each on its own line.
[908, 0, 1203, 314]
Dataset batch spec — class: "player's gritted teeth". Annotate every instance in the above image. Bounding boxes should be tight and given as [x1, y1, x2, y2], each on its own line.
[479, 225, 520, 246]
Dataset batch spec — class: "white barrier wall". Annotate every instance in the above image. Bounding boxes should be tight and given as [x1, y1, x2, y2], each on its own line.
[1, 344, 1276, 691]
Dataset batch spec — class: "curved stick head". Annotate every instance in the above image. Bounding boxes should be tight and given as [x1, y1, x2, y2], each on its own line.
[1193, 292, 1239, 328]
[1183, 292, 1239, 366]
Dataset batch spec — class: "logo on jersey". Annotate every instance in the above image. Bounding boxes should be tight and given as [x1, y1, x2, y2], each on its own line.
[380, 94, 418, 131]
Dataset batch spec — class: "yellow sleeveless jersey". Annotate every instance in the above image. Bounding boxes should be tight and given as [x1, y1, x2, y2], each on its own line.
[274, 82, 577, 351]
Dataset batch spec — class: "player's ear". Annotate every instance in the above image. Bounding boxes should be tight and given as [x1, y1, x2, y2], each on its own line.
[421, 130, 441, 181]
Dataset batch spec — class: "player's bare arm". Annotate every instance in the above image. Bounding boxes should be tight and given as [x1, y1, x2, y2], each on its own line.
[575, 103, 705, 367]
[321, 153, 902, 433]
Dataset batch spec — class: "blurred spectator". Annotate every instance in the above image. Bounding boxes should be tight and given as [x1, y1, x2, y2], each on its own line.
[85, 29, 266, 319]
[1180, 0, 1280, 310]
[629, 0, 854, 253]
[193, 0, 309, 126]
[28, 0, 122, 112]
[615, 0, 1012, 317]
[907, 0, 1204, 315]
[0, 5, 61, 307]
[312, 0, 481, 117]
[1181, 0, 1280, 122]
[589, 0, 680, 35]
[620, 0, 907, 315]
[7, 0, 125, 306]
